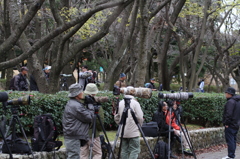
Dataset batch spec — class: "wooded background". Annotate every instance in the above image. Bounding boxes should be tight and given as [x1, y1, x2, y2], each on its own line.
[0, 0, 240, 94]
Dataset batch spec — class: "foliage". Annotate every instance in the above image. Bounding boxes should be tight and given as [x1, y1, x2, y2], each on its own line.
[0, 90, 228, 135]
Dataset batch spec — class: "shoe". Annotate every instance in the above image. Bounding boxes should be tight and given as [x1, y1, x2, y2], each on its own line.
[222, 156, 234, 159]
[183, 148, 193, 156]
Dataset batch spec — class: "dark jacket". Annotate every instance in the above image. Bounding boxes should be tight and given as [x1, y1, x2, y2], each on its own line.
[223, 95, 240, 130]
[152, 111, 169, 133]
[14, 73, 28, 91]
[147, 82, 156, 90]
[30, 75, 39, 91]
[62, 99, 94, 140]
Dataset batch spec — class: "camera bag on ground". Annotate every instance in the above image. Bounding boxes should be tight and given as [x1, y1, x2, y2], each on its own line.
[2, 135, 31, 154]
[154, 140, 169, 159]
[31, 114, 62, 152]
[99, 135, 111, 159]
[141, 121, 159, 137]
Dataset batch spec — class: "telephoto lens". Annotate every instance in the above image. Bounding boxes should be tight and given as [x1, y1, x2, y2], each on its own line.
[158, 92, 193, 100]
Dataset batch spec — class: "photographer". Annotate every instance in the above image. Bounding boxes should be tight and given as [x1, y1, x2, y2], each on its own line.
[114, 86, 143, 159]
[80, 83, 104, 159]
[62, 84, 94, 159]
[79, 65, 92, 90]
[152, 101, 177, 158]
[165, 101, 192, 156]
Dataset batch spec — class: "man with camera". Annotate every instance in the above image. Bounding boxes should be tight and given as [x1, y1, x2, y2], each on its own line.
[62, 84, 94, 159]
[152, 101, 178, 158]
[79, 65, 92, 90]
[80, 83, 104, 159]
[153, 101, 192, 158]
[114, 86, 143, 159]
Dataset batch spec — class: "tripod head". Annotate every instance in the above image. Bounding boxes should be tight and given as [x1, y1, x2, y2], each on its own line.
[123, 98, 131, 109]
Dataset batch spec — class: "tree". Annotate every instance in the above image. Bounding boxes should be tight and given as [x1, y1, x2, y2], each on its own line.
[0, 0, 135, 93]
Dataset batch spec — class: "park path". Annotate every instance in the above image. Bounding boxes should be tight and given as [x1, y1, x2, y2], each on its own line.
[184, 145, 240, 159]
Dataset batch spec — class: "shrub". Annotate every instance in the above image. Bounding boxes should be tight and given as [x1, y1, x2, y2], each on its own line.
[0, 90, 227, 134]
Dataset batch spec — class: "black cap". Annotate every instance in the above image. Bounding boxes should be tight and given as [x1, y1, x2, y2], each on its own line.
[225, 87, 235, 96]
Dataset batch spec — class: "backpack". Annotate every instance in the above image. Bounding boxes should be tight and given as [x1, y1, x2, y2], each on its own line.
[197, 81, 201, 86]
[31, 114, 62, 152]
[154, 141, 169, 159]
[145, 83, 150, 88]
[99, 135, 111, 159]
[9, 76, 16, 90]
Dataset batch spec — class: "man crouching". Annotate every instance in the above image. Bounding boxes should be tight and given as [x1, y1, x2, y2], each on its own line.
[62, 84, 94, 159]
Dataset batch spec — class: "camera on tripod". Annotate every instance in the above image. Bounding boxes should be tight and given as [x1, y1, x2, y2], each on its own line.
[113, 86, 152, 99]
[85, 95, 109, 111]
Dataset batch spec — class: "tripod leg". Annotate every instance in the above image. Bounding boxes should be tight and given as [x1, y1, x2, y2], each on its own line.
[109, 107, 128, 159]
[130, 109, 155, 159]
[0, 127, 13, 159]
[109, 124, 122, 159]
[4, 116, 14, 137]
[117, 110, 128, 159]
[15, 116, 35, 159]
[96, 114, 116, 159]
[89, 114, 97, 159]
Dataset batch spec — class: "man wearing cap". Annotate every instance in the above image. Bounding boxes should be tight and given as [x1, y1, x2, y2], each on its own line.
[146, 78, 157, 91]
[43, 66, 51, 80]
[62, 84, 94, 159]
[222, 87, 240, 159]
[12, 66, 29, 91]
[80, 83, 104, 159]
[115, 73, 127, 88]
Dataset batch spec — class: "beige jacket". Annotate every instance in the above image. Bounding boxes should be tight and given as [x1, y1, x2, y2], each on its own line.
[114, 95, 144, 138]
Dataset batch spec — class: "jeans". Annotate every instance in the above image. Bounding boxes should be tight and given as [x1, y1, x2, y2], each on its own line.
[225, 127, 238, 158]
[64, 138, 81, 159]
[121, 137, 140, 159]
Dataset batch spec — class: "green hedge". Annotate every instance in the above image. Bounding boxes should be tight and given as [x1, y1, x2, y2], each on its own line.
[0, 91, 227, 134]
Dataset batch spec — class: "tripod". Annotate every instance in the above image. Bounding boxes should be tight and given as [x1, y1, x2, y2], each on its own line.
[0, 102, 13, 159]
[4, 106, 35, 159]
[89, 104, 116, 159]
[172, 107, 197, 159]
[166, 102, 196, 159]
[110, 98, 155, 159]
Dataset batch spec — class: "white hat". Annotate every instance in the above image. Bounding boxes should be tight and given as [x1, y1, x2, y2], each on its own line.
[43, 66, 51, 70]
[84, 83, 99, 95]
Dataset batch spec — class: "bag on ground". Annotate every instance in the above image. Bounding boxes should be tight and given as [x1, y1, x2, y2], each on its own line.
[2, 135, 31, 154]
[154, 140, 169, 159]
[141, 121, 159, 137]
[31, 114, 62, 152]
[99, 135, 111, 159]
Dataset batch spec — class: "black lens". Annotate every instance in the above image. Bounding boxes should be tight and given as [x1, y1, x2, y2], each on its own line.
[0, 92, 8, 102]
[158, 92, 164, 98]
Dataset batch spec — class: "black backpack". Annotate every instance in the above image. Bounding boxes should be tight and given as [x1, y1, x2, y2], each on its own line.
[154, 141, 169, 159]
[99, 135, 111, 159]
[31, 114, 62, 152]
